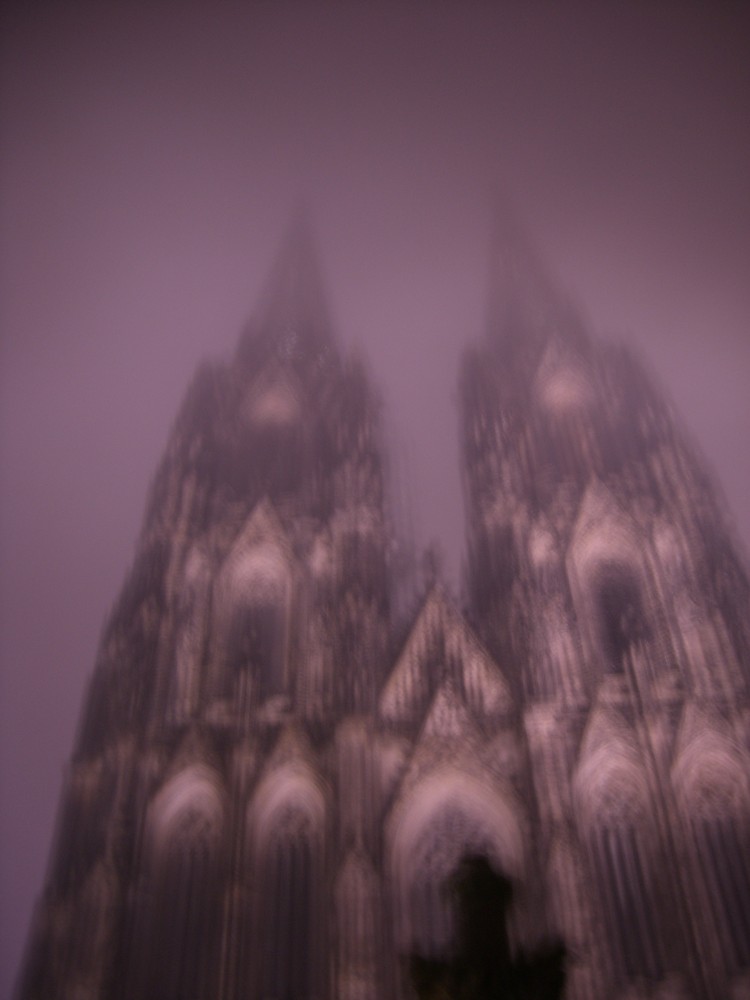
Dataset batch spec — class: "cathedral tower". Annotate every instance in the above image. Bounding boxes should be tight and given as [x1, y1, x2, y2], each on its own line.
[18, 218, 395, 1000]
[461, 210, 750, 999]
[17, 213, 750, 1000]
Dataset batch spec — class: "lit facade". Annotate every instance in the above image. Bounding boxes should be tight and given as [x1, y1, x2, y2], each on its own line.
[18, 217, 750, 1000]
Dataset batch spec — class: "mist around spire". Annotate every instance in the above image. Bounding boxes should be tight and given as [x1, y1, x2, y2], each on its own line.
[15, 208, 750, 1000]
[485, 196, 584, 346]
[238, 206, 337, 373]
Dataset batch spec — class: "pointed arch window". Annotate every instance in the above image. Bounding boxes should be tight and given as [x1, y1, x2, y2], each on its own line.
[694, 812, 750, 970]
[391, 776, 523, 967]
[591, 822, 662, 981]
[227, 596, 286, 699]
[259, 811, 321, 1000]
[407, 805, 495, 958]
[243, 419, 307, 498]
[595, 566, 649, 675]
[129, 785, 225, 1000]
[676, 748, 750, 973]
[577, 751, 663, 985]
[219, 540, 291, 703]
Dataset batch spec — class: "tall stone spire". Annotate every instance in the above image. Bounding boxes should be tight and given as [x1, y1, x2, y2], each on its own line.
[462, 203, 750, 1000]
[485, 198, 584, 350]
[15, 211, 750, 1000]
[241, 208, 336, 372]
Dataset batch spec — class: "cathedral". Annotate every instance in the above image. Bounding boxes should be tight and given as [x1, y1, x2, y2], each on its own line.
[17, 214, 750, 1000]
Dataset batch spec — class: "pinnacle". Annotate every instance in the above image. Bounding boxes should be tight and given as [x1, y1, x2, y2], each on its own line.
[485, 197, 580, 342]
[251, 207, 336, 367]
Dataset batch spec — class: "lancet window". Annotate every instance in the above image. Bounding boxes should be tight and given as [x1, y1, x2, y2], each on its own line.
[576, 742, 663, 985]
[226, 597, 286, 698]
[247, 420, 306, 497]
[130, 775, 224, 1000]
[219, 538, 291, 703]
[590, 822, 662, 981]
[407, 804, 495, 958]
[258, 808, 321, 1000]
[696, 814, 750, 969]
[151, 822, 222, 999]
[595, 565, 648, 676]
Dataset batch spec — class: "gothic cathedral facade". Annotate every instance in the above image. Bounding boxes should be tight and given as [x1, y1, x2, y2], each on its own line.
[18, 216, 750, 1000]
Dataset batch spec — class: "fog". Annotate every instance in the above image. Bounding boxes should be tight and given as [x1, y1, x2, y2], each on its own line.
[1, 2, 748, 993]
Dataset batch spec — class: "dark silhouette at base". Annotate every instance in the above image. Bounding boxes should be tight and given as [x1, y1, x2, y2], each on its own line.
[408, 855, 566, 1000]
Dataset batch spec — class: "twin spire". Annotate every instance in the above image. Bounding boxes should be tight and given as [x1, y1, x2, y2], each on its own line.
[246, 203, 581, 364]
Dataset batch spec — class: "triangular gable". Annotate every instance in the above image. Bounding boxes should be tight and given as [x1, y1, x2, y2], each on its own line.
[577, 702, 640, 767]
[574, 705, 651, 828]
[567, 478, 642, 584]
[217, 498, 294, 606]
[379, 587, 510, 725]
[450, 617, 512, 718]
[228, 497, 292, 559]
[421, 680, 477, 742]
[379, 588, 446, 723]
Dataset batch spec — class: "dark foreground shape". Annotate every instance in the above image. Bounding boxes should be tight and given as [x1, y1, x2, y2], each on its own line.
[409, 855, 566, 1000]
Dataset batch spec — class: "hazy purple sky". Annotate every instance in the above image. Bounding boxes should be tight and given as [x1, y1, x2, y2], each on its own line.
[1, 2, 748, 993]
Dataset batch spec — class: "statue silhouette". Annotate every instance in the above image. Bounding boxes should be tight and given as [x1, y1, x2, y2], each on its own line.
[408, 855, 566, 1000]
